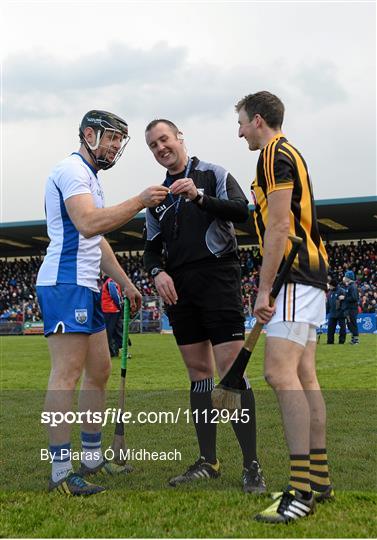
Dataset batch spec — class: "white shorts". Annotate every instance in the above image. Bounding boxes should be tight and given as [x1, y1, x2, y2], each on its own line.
[267, 283, 326, 327]
[265, 283, 326, 347]
[266, 321, 317, 347]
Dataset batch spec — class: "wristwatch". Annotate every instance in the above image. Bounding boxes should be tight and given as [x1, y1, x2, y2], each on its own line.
[192, 191, 203, 204]
[150, 267, 164, 278]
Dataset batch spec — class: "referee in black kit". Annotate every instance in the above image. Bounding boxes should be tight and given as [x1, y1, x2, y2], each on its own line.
[143, 119, 266, 493]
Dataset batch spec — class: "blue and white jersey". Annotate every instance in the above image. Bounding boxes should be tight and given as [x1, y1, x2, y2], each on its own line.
[37, 153, 105, 292]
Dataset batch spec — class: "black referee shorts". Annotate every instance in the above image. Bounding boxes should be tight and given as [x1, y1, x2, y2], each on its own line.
[167, 263, 245, 346]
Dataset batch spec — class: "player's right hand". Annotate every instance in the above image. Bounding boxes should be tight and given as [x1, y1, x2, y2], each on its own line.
[138, 186, 169, 208]
[154, 271, 178, 305]
[124, 283, 142, 313]
[253, 291, 276, 324]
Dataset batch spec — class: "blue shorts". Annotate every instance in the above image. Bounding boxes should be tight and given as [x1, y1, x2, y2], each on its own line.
[36, 284, 105, 337]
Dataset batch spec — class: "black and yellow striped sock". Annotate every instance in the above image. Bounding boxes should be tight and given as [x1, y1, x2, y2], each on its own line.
[310, 448, 331, 492]
[289, 454, 311, 495]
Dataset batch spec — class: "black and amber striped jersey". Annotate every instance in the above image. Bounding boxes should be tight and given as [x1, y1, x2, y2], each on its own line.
[251, 133, 328, 291]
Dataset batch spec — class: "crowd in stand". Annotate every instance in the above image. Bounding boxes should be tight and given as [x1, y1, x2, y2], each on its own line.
[0, 258, 43, 323]
[0, 240, 376, 322]
[239, 247, 262, 316]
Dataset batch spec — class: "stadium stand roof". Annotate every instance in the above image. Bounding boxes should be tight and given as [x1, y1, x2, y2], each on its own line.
[1, 196, 376, 258]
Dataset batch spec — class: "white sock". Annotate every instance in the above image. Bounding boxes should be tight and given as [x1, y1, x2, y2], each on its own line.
[50, 443, 72, 483]
[52, 461, 73, 483]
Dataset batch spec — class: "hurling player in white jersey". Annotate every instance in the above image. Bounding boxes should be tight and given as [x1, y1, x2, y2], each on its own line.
[36, 110, 168, 495]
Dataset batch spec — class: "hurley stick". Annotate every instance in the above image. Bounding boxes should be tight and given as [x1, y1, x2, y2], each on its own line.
[211, 235, 303, 410]
[111, 298, 131, 465]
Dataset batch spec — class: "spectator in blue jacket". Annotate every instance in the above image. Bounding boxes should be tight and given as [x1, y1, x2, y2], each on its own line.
[326, 278, 346, 344]
[342, 270, 360, 345]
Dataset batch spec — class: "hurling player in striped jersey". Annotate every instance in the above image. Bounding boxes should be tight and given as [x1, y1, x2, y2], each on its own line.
[236, 92, 333, 523]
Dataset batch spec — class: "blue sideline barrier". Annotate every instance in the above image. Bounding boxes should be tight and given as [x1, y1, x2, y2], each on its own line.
[162, 313, 376, 334]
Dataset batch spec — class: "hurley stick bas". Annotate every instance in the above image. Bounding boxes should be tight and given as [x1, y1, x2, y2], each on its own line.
[211, 235, 303, 411]
[111, 297, 131, 465]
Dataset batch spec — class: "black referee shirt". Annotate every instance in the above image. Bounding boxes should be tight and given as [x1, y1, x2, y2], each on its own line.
[144, 156, 249, 274]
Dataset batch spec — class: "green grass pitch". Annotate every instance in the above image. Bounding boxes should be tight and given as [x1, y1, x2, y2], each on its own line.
[1, 333, 376, 538]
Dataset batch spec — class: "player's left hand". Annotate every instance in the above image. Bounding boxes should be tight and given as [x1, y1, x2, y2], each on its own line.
[169, 178, 198, 200]
[124, 284, 142, 313]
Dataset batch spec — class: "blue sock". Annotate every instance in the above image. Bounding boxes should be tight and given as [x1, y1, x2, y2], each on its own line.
[81, 432, 103, 468]
[50, 442, 72, 483]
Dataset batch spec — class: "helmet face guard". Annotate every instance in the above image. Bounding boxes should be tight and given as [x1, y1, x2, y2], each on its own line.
[79, 110, 130, 170]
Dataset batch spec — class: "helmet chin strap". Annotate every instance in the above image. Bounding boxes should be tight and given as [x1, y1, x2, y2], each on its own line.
[98, 153, 115, 170]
